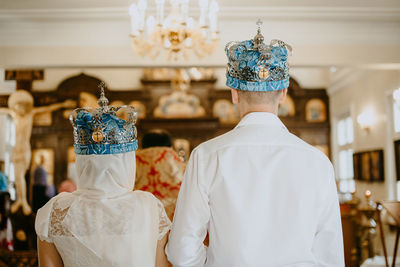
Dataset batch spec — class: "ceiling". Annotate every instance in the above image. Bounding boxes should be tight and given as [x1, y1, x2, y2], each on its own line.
[1, 0, 399, 9]
[0, 0, 399, 92]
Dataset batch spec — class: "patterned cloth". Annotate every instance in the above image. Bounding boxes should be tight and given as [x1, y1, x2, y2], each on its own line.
[135, 147, 186, 220]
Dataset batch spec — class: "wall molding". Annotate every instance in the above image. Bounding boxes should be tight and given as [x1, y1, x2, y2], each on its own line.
[0, 6, 399, 22]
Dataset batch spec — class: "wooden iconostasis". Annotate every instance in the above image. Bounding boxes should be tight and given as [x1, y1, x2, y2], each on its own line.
[0, 68, 330, 188]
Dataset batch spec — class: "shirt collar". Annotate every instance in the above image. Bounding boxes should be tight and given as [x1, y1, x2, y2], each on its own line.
[235, 112, 288, 131]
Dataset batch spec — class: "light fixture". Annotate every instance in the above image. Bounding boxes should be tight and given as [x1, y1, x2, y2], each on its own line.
[357, 108, 376, 132]
[393, 87, 400, 107]
[129, 0, 219, 61]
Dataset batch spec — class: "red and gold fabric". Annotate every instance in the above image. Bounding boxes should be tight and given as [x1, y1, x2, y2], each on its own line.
[135, 147, 186, 220]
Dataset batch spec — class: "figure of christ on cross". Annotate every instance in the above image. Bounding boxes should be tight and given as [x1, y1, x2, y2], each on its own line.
[0, 90, 75, 215]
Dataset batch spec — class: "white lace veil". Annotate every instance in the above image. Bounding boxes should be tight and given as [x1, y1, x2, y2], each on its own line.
[36, 151, 168, 266]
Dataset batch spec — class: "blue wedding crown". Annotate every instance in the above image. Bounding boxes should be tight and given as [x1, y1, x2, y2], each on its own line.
[69, 83, 138, 155]
[225, 20, 292, 92]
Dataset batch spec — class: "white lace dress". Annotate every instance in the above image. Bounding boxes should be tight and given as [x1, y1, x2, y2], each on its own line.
[36, 191, 170, 267]
[35, 152, 171, 267]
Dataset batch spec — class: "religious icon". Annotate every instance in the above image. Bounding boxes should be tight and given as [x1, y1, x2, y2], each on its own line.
[31, 149, 55, 187]
[0, 90, 75, 215]
[258, 68, 270, 80]
[92, 131, 104, 142]
[154, 69, 205, 118]
[278, 94, 295, 117]
[63, 91, 99, 120]
[395, 140, 400, 181]
[213, 99, 240, 124]
[305, 98, 327, 122]
[129, 101, 146, 119]
[79, 92, 99, 109]
[173, 139, 191, 162]
[353, 150, 384, 182]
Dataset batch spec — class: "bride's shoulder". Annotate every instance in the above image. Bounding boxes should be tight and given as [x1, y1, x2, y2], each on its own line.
[38, 192, 74, 213]
[131, 190, 159, 201]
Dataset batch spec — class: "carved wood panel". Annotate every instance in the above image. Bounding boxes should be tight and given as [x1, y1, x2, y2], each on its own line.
[0, 72, 330, 188]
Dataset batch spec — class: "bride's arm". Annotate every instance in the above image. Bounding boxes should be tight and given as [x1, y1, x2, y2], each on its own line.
[155, 234, 171, 267]
[37, 238, 63, 267]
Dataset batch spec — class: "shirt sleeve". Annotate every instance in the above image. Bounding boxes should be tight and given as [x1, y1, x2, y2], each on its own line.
[165, 148, 210, 267]
[312, 164, 345, 267]
[157, 199, 172, 240]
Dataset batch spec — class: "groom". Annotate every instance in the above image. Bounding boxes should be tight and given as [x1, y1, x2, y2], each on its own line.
[166, 21, 344, 267]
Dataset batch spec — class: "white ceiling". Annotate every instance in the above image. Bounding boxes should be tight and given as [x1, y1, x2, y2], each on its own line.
[1, 0, 399, 9]
[0, 0, 399, 92]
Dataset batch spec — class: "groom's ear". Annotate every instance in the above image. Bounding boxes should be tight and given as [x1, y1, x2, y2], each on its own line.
[231, 89, 239, 105]
[278, 88, 288, 104]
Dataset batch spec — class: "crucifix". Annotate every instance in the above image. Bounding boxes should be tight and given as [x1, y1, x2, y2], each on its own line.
[0, 90, 75, 215]
[5, 70, 44, 91]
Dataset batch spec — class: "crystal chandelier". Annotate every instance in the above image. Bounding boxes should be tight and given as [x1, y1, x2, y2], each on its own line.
[129, 0, 219, 60]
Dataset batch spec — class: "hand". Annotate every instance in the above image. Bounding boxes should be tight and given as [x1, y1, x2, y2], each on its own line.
[63, 99, 77, 108]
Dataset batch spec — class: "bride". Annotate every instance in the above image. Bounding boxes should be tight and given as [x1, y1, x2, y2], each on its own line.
[35, 89, 171, 267]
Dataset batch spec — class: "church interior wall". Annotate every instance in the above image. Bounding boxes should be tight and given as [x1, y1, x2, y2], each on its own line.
[1, 7, 400, 68]
[330, 69, 400, 201]
[10, 67, 330, 92]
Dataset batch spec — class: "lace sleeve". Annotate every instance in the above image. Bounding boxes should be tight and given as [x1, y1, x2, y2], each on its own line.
[38, 233, 53, 243]
[35, 200, 56, 243]
[157, 200, 171, 240]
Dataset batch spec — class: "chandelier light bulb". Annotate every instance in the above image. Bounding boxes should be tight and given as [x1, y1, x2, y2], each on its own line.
[138, 0, 147, 11]
[184, 37, 193, 47]
[146, 15, 156, 34]
[129, 3, 138, 16]
[129, 4, 140, 35]
[187, 17, 194, 29]
[198, 0, 209, 9]
[210, 0, 219, 13]
[164, 39, 172, 48]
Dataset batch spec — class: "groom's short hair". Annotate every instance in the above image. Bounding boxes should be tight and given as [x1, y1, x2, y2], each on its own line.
[237, 90, 283, 105]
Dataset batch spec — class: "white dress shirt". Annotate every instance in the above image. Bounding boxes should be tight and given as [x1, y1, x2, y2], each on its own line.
[166, 112, 344, 267]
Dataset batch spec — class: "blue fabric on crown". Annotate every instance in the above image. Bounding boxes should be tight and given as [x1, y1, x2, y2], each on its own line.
[74, 110, 138, 155]
[226, 75, 289, 92]
[226, 39, 290, 92]
[74, 142, 138, 155]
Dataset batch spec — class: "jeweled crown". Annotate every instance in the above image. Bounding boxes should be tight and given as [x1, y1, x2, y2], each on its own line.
[69, 82, 138, 155]
[225, 20, 292, 92]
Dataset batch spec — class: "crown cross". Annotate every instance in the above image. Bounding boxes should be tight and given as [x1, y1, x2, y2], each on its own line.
[97, 82, 109, 108]
[256, 19, 263, 34]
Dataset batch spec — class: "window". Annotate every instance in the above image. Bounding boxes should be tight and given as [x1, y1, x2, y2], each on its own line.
[337, 116, 355, 193]
[394, 102, 400, 133]
[394, 88, 400, 133]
